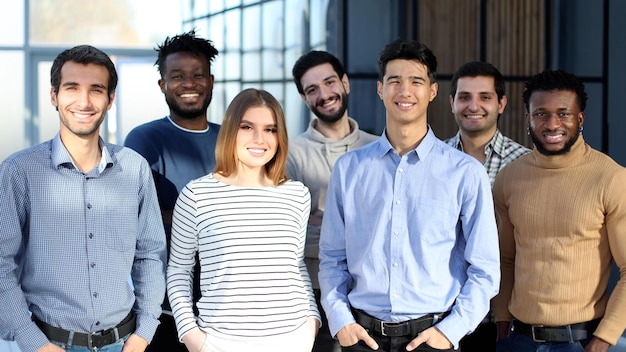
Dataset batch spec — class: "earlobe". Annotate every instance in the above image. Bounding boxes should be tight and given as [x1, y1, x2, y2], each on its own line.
[499, 95, 508, 113]
[158, 79, 165, 93]
[50, 88, 58, 108]
[429, 82, 439, 101]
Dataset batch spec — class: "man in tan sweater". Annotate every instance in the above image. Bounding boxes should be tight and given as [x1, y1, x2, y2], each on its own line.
[492, 70, 626, 352]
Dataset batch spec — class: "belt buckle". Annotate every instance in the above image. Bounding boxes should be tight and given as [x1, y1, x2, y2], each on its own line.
[380, 321, 390, 336]
[380, 321, 405, 337]
[531, 325, 546, 343]
[87, 332, 96, 351]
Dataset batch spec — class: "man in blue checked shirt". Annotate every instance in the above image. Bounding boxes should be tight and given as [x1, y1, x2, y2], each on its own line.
[318, 39, 500, 352]
[0, 45, 166, 352]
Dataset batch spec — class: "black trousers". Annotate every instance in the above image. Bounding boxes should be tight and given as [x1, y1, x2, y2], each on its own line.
[459, 322, 496, 352]
[145, 314, 188, 352]
[312, 289, 342, 352]
[341, 335, 455, 352]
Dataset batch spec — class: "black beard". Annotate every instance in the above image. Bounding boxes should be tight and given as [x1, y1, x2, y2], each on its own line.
[166, 95, 212, 120]
[311, 93, 348, 124]
[530, 128, 579, 156]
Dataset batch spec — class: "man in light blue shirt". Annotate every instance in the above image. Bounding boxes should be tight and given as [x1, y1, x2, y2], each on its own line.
[0, 45, 166, 352]
[318, 39, 500, 351]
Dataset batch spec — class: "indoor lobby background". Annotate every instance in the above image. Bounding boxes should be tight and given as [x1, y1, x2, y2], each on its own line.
[1, 0, 625, 351]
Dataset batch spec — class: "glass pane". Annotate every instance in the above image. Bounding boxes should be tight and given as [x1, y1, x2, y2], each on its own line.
[242, 6, 261, 50]
[0, 51, 25, 161]
[262, 0, 283, 49]
[284, 0, 307, 48]
[242, 52, 261, 81]
[284, 47, 301, 80]
[284, 80, 307, 137]
[222, 52, 241, 80]
[115, 58, 169, 144]
[38, 61, 59, 143]
[262, 50, 283, 80]
[0, 0, 24, 46]
[261, 83, 283, 104]
[225, 0, 241, 8]
[208, 13, 225, 52]
[310, 0, 330, 47]
[29, 0, 183, 48]
[224, 8, 241, 50]
[196, 0, 212, 15]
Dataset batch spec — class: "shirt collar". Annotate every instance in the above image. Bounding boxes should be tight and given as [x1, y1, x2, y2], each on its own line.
[376, 126, 437, 160]
[51, 133, 113, 173]
[450, 129, 506, 158]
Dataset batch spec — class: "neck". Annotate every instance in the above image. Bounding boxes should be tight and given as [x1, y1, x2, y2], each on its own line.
[59, 130, 102, 173]
[386, 121, 428, 156]
[459, 129, 497, 163]
[218, 166, 274, 187]
[170, 114, 208, 130]
[314, 115, 352, 140]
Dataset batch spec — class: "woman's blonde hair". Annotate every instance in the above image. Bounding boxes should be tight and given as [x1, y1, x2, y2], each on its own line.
[214, 88, 289, 185]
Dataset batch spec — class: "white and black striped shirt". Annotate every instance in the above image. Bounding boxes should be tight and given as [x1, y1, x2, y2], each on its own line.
[167, 173, 319, 339]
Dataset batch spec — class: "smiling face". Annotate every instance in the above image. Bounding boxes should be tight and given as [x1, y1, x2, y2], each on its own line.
[299, 63, 350, 124]
[235, 106, 279, 173]
[377, 59, 438, 127]
[450, 75, 506, 137]
[51, 61, 113, 139]
[159, 51, 214, 121]
[527, 89, 584, 155]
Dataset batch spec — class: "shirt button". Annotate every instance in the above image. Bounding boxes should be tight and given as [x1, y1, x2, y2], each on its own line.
[89, 233, 94, 239]
[396, 200, 401, 205]
[393, 231, 399, 236]
[93, 292, 98, 298]
[398, 168, 404, 173]
[393, 262, 399, 267]
[95, 321, 100, 326]
[87, 203, 92, 209]
[90, 262, 96, 268]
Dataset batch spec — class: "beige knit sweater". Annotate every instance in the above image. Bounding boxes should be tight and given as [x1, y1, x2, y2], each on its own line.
[492, 136, 626, 345]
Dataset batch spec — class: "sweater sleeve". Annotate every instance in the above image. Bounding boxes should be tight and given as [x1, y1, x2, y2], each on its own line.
[594, 167, 626, 345]
[492, 168, 516, 323]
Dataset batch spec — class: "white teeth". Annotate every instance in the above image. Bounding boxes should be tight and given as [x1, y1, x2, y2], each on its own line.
[180, 93, 199, 98]
[248, 148, 265, 153]
[465, 115, 483, 119]
[73, 112, 92, 119]
[398, 103, 413, 107]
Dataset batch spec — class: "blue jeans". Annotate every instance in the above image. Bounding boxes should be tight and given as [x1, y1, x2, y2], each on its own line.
[497, 332, 591, 352]
[51, 333, 130, 352]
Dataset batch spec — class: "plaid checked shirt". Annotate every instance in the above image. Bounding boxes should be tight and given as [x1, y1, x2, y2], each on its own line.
[445, 130, 531, 187]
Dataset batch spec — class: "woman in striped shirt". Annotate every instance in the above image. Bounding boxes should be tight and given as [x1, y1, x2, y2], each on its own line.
[167, 88, 320, 352]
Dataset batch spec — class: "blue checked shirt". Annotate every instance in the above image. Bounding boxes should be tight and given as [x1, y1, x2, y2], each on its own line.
[319, 128, 500, 348]
[0, 134, 167, 352]
[445, 130, 530, 187]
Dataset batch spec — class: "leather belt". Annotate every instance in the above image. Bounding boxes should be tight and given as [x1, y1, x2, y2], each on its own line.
[511, 318, 600, 343]
[34, 311, 136, 349]
[353, 309, 450, 337]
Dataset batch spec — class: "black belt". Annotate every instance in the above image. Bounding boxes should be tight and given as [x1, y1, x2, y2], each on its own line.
[34, 311, 136, 349]
[353, 309, 450, 337]
[511, 318, 600, 343]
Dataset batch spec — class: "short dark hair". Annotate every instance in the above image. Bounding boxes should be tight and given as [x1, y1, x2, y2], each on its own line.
[50, 45, 118, 95]
[377, 39, 437, 82]
[291, 50, 346, 94]
[155, 30, 219, 77]
[450, 61, 506, 100]
[523, 69, 587, 112]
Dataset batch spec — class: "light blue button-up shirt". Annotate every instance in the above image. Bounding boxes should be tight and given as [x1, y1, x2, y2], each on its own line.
[0, 134, 166, 352]
[319, 127, 500, 347]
